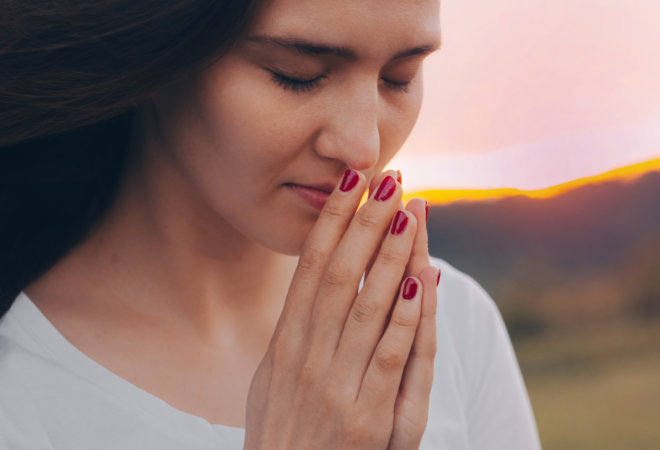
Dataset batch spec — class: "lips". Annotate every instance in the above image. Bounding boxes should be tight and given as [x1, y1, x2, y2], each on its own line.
[286, 182, 335, 211]
[290, 182, 335, 194]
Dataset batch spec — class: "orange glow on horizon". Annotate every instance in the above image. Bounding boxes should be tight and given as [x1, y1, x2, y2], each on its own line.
[405, 156, 660, 206]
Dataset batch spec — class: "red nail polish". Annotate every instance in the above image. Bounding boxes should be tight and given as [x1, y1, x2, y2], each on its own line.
[374, 176, 396, 201]
[425, 200, 429, 221]
[390, 210, 408, 235]
[339, 169, 359, 192]
[436, 269, 442, 286]
[396, 170, 402, 185]
[402, 278, 418, 300]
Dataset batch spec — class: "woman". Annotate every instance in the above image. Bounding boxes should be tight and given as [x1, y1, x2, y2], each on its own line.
[0, 0, 541, 448]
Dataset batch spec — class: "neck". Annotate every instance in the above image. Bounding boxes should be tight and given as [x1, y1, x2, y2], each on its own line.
[31, 125, 299, 341]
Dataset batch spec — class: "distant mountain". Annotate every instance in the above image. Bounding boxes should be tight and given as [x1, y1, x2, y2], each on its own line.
[428, 171, 660, 335]
[428, 171, 660, 282]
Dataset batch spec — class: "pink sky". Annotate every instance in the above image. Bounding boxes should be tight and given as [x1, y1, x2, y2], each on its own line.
[391, 0, 660, 190]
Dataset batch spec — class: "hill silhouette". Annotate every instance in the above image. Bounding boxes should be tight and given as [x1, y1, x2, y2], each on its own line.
[428, 171, 660, 336]
[429, 171, 660, 282]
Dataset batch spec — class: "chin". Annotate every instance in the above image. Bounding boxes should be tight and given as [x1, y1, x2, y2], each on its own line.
[251, 219, 313, 257]
[266, 230, 309, 256]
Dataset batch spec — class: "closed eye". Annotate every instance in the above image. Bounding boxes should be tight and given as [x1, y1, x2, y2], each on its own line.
[269, 70, 325, 93]
[382, 78, 412, 93]
[268, 70, 413, 94]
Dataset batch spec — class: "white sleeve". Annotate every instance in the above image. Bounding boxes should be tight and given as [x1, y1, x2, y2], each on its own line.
[436, 260, 542, 449]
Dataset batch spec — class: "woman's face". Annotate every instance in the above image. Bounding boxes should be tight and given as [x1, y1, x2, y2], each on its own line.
[146, 0, 441, 255]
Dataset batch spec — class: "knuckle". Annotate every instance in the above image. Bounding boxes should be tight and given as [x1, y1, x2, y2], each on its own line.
[349, 298, 378, 326]
[318, 382, 344, 414]
[396, 411, 427, 442]
[345, 415, 379, 444]
[298, 359, 320, 389]
[378, 246, 408, 267]
[298, 245, 328, 276]
[390, 308, 419, 329]
[354, 210, 381, 229]
[374, 344, 406, 372]
[394, 396, 428, 430]
[321, 200, 346, 220]
[323, 260, 351, 287]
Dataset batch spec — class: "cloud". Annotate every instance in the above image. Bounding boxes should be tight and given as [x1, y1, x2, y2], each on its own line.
[391, 112, 660, 190]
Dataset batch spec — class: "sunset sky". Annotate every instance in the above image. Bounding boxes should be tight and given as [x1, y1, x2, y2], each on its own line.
[390, 0, 660, 192]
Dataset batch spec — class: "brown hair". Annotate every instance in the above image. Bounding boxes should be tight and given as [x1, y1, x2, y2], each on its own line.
[0, 0, 260, 313]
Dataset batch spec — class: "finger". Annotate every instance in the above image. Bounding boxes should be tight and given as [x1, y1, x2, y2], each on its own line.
[388, 266, 439, 450]
[273, 169, 366, 342]
[363, 169, 403, 280]
[357, 276, 422, 410]
[404, 198, 430, 279]
[368, 169, 401, 197]
[306, 174, 403, 352]
[334, 210, 417, 387]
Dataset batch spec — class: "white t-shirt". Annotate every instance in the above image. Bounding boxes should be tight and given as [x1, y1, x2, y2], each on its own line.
[0, 257, 541, 449]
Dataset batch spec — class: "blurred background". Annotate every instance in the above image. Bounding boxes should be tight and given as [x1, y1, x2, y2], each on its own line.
[388, 0, 660, 448]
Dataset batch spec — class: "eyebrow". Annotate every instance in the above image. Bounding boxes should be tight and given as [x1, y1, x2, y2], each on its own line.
[245, 35, 440, 62]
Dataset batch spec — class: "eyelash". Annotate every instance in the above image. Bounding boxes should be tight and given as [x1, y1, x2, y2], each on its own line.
[383, 79, 412, 93]
[269, 71, 325, 93]
[269, 71, 412, 94]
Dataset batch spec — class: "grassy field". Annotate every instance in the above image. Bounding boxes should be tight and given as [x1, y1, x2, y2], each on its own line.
[513, 322, 660, 450]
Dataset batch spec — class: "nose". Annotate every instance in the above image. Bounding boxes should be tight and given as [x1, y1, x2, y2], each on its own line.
[314, 82, 381, 171]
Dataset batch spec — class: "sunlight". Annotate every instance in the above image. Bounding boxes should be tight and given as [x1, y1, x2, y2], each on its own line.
[405, 156, 660, 205]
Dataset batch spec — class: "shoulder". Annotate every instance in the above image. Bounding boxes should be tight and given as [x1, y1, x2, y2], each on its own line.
[429, 255, 514, 396]
[429, 255, 505, 380]
[430, 254, 519, 392]
[430, 255, 502, 339]
[428, 256, 541, 449]
[0, 327, 55, 448]
[0, 302, 50, 410]
[431, 255, 496, 308]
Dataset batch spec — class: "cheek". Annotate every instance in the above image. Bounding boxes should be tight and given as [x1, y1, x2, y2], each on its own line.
[198, 85, 281, 174]
[195, 67, 316, 183]
[157, 67, 321, 254]
[149, 68, 292, 227]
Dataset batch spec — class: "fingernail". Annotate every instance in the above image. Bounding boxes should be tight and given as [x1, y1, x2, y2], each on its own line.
[425, 200, 429, 221]
[436, 269, 442, 286]
[402, 278, 418, 300]
[374, 176, 396, 201]
[339, 169, 359, 192]
[390, 210, 409, 235]
[396, 170, 402, 185]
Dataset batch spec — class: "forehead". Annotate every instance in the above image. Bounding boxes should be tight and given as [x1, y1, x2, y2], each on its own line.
[247, 0, 441, 58]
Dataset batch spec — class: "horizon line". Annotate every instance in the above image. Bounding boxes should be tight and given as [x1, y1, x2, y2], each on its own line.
[404, 155, 660, 206]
